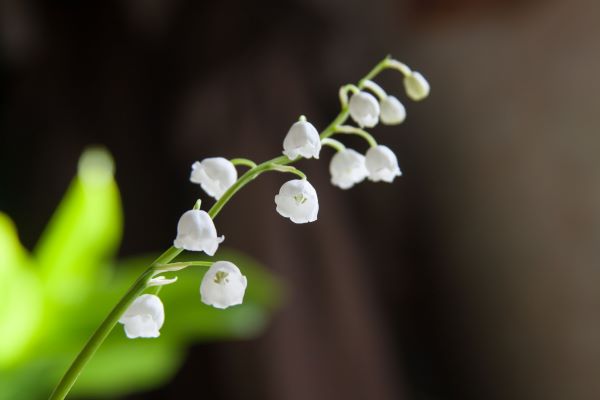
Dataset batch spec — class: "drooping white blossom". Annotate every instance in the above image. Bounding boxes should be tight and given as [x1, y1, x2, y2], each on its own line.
[348, 91, 380, 128]
[200, 261, 247, 309]
[365, 145, 402, 183]
[118, 294, 165, 339]
[274, 179, 319, 223]
[329, 148, 368, 189]
[379, 95, 406, 125]
[282, 120, 321, 160]
[190, 158, 238, 200]
[173, 209, 224, 255]
[403, 71, 430, 101]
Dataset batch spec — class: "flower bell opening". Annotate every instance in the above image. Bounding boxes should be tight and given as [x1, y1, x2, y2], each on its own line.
[274, 179, 319, 224]
[200, 261, 248, 309]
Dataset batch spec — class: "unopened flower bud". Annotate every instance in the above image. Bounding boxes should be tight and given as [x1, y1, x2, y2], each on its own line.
[365, 145, 402, 183]
[118, 294, 164, 339]
[173, 209, 224, 255]
[329, 148, 368, 189]
[274, 179, 319, 223]
[200, 261, 247, 309]
[379, 96, 406, 125]
[190, 158, 237, 200]
[348, 91, 380, 128]
[282, 120, 321, 160]
[403, 71, 430, 101]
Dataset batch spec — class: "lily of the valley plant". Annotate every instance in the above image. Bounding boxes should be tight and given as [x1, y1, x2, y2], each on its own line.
[49, 56, 430, 400]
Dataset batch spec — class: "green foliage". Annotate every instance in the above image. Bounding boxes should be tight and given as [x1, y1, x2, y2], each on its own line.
[0, 148, 282, 400]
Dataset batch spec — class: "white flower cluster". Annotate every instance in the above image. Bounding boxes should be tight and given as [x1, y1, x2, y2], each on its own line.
[119, 58, 429, 339]
[297, 67, 429, 190]
[118, 260, 248, 338]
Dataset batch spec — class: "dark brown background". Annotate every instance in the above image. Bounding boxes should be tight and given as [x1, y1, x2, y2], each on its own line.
[2, 0, 600, 399]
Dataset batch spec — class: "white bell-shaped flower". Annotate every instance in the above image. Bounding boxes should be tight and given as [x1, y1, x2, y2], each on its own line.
[403, 71, 430, 101]
[348, 91, 380, 128]
[274, 179, 319, 223]
[329, 148, 368, 189]
[190, 158, 237, 200]
[118, 294, 165, 339]
[379, 96, 406, 125]
[200, 261, 247, 309]
[365, 145, 402, 183]
[173, 209, 224, 255]
[282, 120, 321, 160]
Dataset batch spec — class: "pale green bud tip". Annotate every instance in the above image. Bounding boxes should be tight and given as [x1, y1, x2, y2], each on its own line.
[403, 71, 430, 101]
[77, 147, 115, 185]
[193, 199, 202, 210]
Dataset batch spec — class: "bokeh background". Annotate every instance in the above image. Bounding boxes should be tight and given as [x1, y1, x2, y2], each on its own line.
[2, 0, 600, 399]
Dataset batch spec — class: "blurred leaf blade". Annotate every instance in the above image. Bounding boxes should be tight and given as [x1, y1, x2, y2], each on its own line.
[1, 147, 282, 399]
[0, 213, 43, 367]
[34, 147, 123, 305]
[71, 334, 183, 398]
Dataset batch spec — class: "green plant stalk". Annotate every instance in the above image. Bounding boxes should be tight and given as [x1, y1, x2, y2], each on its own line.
[49, 55, 396, 400]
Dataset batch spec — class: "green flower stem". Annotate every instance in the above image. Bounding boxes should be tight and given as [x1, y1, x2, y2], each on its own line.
[155, 261, 215, 271]
[270, 165, 307, 180]
[230, 158, 258, 168]
[321, 138, 346, 152]
[361, 80, 387, 101]
[49, 55, 395, 400]
[333, 125, 378, 148]
[359, 55, 407, 85]
[207, 155, 291, 219]
[48, 267, 155, 400]
[383, 58, 412, 77]
[338, 84, 360, 108]
[322, 57, 397, 141]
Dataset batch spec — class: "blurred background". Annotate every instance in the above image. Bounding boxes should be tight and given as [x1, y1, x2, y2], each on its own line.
[1, 0, 600, 399]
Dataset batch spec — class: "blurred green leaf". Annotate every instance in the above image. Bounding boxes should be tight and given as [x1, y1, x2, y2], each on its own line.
[0, 147, 282, 400]
[0, 213, 43, 368]
[34, 147, 122, 305]
[72, 335, 183, 398]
